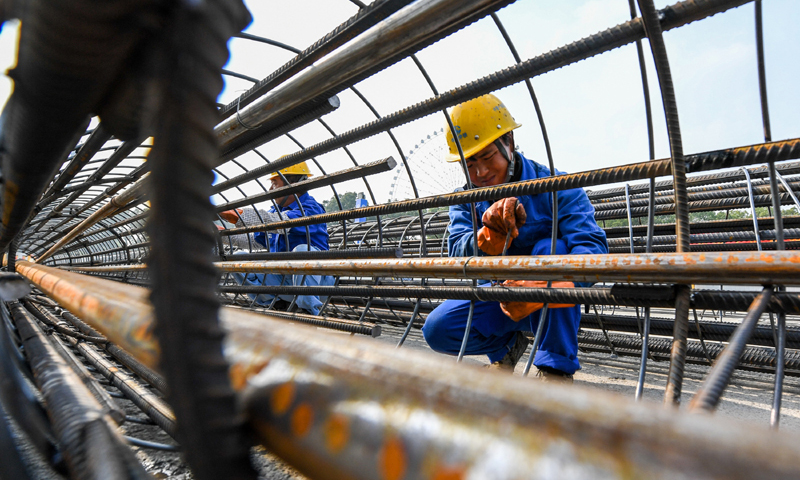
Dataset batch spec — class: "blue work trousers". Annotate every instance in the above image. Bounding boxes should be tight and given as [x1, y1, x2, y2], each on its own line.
[422, 238, 582, 374]
[232, 245, 335, 315]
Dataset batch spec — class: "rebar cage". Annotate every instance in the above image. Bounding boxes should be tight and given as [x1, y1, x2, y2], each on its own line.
[1, 0, 800, 479]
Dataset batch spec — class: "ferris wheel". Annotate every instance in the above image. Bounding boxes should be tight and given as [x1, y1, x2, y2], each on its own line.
[388, 128, 467, 203]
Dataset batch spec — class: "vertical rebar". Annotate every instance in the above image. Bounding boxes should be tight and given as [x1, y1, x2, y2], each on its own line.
[689, 286, 773, 413]
[637, 0, 691, 406]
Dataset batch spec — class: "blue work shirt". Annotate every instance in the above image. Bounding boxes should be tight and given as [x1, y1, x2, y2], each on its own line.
[447, 152, 607, 264]
[254, 192, 329, 253]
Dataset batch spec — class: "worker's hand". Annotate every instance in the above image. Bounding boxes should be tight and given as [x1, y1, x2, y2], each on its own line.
[476, 198, 526, 255]
[499, 280, 576, 321]
[219, 208, 243, 224]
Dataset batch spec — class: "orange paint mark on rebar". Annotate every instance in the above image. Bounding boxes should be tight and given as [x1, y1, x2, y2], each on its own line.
[290, 402, 314, 438]
[727, 256, 739, 264]
[683, 255, 696, 265]
[379, 436, 407, 480]
[323, 413, 350, 453]
[271, 382, 295, 416]
[230, 360, 268, 391]
[431, 465, 466, 480]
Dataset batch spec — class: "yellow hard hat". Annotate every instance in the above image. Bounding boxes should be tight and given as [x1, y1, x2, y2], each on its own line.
[445, 94, 521, 162]
[266, 158, 313, 180]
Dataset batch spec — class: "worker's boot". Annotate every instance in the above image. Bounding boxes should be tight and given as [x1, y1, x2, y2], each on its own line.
[534, 365, 574, 384]
[486, 332, 530, 373]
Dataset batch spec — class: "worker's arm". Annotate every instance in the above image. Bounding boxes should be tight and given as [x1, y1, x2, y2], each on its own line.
[554, 185, 608, 287]
[555, 187, 608, 256]
[219, 207, 284, 250]
[447, 200, 480, 257]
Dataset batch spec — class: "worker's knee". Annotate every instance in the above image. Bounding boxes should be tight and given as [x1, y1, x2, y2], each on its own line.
[291, 244, 312, 253]
[530, 238, 568, 256]
[422, 307, 449, 351]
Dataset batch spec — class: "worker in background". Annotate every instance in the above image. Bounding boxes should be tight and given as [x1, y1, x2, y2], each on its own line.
[421, 94, 608, 382]
[219, 160, 334, 315]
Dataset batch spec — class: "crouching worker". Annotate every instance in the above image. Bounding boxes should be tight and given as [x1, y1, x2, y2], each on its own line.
[220, 160, 334, 315]
[421, 94, 608, 382]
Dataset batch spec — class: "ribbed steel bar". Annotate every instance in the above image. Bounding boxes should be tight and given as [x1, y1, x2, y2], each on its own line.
[776, 173, 800, 210]
[220, 284, 676, 308]
[579, 312, 800, 348]
[22, 300, 124, 424]
[227, 306, 380, 337]
[326, 280, 800, 314]
[27, 296, 169, 394]
[239, 311, 800, 480]
[604, 215, 800, 238]
[589, 160, 800, 200]
[21, 256, 800, 477]
[215, 157, 395, 212]
[218, 0, 414, 119]
[220, 139, 800, 236]
[218, 246, 402, 262]
[577, 330, 800, 375]
[608, 228, 800, 247]
[40, 125, 112, 204]
[17, 258, 800, 478]
[68, 336, 177, 437]
[49, 139, 148, 219]
[594, 192, 796, 220]
[105, 343, 167, 394]
[218, 96, 340, 164]
[211, 0, 751, 195]
[8, 302, 149, 480]
[212, 251, 800, 285]
[754, 0, 788, 429]
[689, 287, 773, 412]
[593, 180, 800, 211]
[610, 240, 800, 253]
[36, 174, 149, 263]
[213, 0, 515, 188]
[61, 250, 800, 285]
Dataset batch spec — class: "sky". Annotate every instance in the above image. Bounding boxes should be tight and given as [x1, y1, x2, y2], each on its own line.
[0, 0, 797, 208]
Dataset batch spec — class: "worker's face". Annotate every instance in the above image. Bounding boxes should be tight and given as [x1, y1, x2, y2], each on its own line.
[269, 176, 292, 208]
[465, 141, 511, 187]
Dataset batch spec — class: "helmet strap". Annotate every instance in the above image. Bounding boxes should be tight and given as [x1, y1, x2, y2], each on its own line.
[494, 137, 515, 183]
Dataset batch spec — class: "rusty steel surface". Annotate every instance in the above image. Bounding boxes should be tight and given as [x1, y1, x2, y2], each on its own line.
[15, 259, 800, 479]
[237, 311, 800, 480]
[15, 260, 158, 368]
[214, 251, 800, 285]
[60, 250, 800, 285]
[2, 0, 799, 477]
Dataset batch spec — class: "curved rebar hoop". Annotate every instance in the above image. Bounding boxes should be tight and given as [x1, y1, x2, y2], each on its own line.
[9, 2, 800, 476]
[348, 85, 428, 254]
[753, 0, 787, 429]
[216, 152, 300, 312]
[405, 52, 480, 362]
[636, 0, 692, 407]
[283, 132, 349, 247]
[487, 13, 565, 376]
[741, 167, 764, 250]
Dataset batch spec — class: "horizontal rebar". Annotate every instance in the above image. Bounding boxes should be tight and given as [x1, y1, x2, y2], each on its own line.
[211, 0, 753, 194]
[17, 260, 800, 478]
[219, 139, 800, 235]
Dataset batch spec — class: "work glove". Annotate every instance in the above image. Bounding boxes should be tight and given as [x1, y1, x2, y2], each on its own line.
[219, 208, 243, 224]
[477, 197, 527, 255]
[499, 280, 576, 321]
